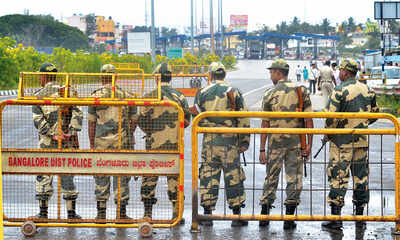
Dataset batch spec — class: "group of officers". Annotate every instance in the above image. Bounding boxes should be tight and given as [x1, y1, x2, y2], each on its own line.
[30, 58, 379, 232]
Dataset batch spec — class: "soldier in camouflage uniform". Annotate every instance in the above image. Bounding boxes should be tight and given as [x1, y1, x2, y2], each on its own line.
[191, 62, 250, 227]
[321, 59, 379, 231]
[259, 59, 314, 230]
[88, 64, 138, 220]
[32, 62, 82, 219]
[137, 63, 190, 224]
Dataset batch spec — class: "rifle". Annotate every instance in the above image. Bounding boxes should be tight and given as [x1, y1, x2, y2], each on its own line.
[313, 120, 344, 159]
[296, 86, 307, 177]
[59, 86, 80, 149]
[313, 137, 328, 159]
[227, 89, 247, 166]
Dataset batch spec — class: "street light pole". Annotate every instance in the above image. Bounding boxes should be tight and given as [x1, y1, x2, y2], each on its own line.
[210, 0, 215, 55]
[191, 0, 194, 53]
[151, 0, 156, 65]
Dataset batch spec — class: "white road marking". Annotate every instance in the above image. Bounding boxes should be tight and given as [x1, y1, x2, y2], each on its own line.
[242, 84, 271, 96]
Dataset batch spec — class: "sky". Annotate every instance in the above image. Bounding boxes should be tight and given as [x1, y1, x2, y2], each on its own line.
[1, 0, 379, 33]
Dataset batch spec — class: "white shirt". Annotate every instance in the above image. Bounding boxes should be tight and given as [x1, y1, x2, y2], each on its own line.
[296, 67, 302, 75]
[309, 68, 320, 80]
[333, 69, 340, 85]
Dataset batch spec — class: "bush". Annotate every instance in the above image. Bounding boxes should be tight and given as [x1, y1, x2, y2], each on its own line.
[0, 36, 238, 90]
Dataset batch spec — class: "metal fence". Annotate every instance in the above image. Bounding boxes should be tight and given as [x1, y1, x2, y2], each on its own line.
[190, 111, 400, 232]
[0, 99, 185, 237]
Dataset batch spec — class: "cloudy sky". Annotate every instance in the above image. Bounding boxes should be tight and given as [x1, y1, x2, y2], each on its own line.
[1, 0, 379, 32]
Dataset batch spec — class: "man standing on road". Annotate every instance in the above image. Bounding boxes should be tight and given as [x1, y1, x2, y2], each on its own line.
[309, 62, 319, 95]
[331, 62, 340, 86]
[191, 62, 250, 227]
[296, 65, 302, 82]
[259, 59, 313, 230]
[88, 64, 137, 220]
[32, 62, 82, 220]
[321, 59, 379, 231]
[318, 60, 336, 107]
[138, 63, 191, 224]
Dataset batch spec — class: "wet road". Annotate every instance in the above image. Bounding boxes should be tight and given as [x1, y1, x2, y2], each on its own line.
[2, 60, 400, 239]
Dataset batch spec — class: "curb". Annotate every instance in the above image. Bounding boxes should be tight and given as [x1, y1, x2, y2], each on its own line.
[0, 90, 18, 96]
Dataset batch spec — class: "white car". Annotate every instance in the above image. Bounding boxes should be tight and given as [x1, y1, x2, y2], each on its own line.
[366, 66, 400, 87]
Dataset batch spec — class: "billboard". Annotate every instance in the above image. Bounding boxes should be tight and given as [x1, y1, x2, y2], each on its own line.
[230, 15, 248, 32]
[127, 32, 151, 54]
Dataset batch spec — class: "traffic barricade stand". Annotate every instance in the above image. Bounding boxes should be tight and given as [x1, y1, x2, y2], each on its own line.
[1, 74, 185, 237]
[17, 72, 160, 101]
[359, 73, 386, 84]
[190, 111, 400, 233]
[170, 73, 210, 97]
[170, 64, 208, 75]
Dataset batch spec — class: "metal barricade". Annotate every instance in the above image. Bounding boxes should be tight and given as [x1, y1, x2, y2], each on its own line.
[0, 99, 185, 238]
[190, 111, 400, 233]
[359, 73, 386, 84]
[170, 73, 210, 97]
[17, 72, 160, 101]
[170, 65, 208, 74]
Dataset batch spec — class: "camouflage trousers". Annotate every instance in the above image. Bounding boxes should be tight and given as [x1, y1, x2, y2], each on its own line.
[260, 147, 303, 206]
[94, 176, 131, 205]
[199, 143, 246, 211]
[327, 145, 369, 207]
[35, 175, 78, 201]
[141, 176, 178, 205]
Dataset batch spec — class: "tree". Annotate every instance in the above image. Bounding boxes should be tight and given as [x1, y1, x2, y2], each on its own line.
[0, 14, 89, 51]
[321, 18, 332, 35]
[85, 14, 96, 37]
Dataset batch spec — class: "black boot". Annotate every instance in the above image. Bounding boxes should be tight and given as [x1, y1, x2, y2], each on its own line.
[35, 200, 48, 219]
[172, 202, 185, 225]
[283, 205, 297, 230]
[259, 204, 271, 227]
[143, 202, 153, 219]
[67, 200, 81, 219]
[231, 206, 248, 227]
[354, 205, 366, 230]
[321, 205, 343, 231]
[96, 201, 107, 220]
[119, 204, 132, 220]
[199, 207, 213, 226]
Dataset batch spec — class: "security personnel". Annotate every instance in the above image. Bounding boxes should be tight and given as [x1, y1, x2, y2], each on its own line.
[32, 62, 82, 219]
[321, 59, 379, 231]
[317, 60, 336, 107]
[88, 64, 137, 220]
[191, 62, 250, 227]
[259, 59, 313, 229]
[138, 62, 191, 224]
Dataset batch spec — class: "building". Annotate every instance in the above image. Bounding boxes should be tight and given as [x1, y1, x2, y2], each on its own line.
[95, 16, 115, 44]
[66, 14, 87, 33]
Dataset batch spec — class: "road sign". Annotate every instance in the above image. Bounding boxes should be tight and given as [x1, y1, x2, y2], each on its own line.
[167, 48, 183, 59]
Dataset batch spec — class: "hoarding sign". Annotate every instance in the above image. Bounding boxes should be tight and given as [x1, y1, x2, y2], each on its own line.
[230, 15, 248, 32]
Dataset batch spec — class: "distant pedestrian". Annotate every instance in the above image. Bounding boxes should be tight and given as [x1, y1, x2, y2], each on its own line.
[303, 66, 309, 82]
[296, 65, 302, 82]
[331, 62, 340, 86]
[317, 60, 336, 107]
[309, 62, 319, 94]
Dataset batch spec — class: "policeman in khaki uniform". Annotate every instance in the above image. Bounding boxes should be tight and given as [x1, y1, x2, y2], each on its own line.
[259, 59, 313, 230]
[321, 59, 379, 231]
[138, 63, 191, 224]
[191, 62, 250, 227]
[32, 63, 82, 219]
[88, 64, 138, 220]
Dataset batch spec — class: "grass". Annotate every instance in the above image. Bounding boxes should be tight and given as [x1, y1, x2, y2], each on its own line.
[377, 95, 400, 116]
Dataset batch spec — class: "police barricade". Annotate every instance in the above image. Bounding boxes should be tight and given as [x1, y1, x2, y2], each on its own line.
[359, 73, 386, 84]
[110, 62, 141, 70]
[190, 111, 400, 233]
[170, 73, 209, 97]
[17, 72, 160, 101]
[170, 64, 208, 75]
[0, 99, 185, 238]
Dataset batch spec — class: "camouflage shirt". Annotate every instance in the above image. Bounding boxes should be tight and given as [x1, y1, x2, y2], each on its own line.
[262, 78, 312, 149]
[324, 78, 379, 148]
[32, 82, 83, 148]
[87, 84, 137, 149]
[138, 82, 191, 150]
[194, 80, 250, 147]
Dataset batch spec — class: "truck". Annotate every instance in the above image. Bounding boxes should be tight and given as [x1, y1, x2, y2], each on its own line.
[364, 50, 383, 73]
